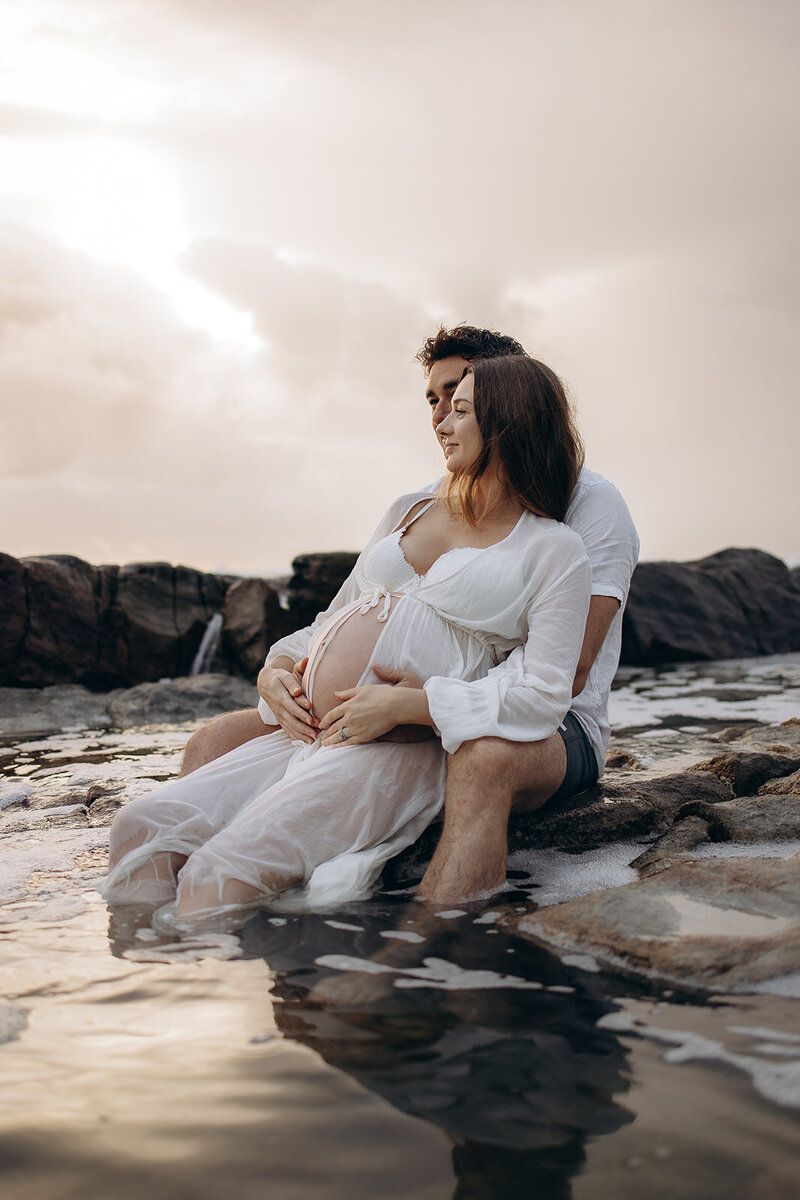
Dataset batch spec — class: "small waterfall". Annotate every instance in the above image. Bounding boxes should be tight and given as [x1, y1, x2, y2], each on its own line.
[190, 613, 223, 676]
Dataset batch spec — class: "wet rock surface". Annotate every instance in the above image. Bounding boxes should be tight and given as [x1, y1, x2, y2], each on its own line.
[382, 770, 734, 887]
[104, 674, 258, 728]
[0, 674, 258, 740]
[508, 855, 800, 993]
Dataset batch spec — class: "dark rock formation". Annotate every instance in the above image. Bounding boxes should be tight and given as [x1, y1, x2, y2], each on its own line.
[222, 578, 292, 677]
[2, 543, 798, 687]
[0, 554, 28, 670]
[0, 552, 236, 689]
[621, 547, 800, 665]
[287, 552, 358, 627]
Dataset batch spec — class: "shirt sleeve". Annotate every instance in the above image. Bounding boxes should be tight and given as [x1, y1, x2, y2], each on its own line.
[423, 553, 592, 754]
[570, 480, 640, 605]
[257, 493, 424, 725]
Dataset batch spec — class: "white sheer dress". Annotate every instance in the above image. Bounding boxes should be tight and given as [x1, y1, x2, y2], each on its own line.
[101, 491, 591, 930]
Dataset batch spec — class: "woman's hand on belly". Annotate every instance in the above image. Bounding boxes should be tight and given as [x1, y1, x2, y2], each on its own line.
[257, 656, 319, 744]
[319, 683, 434, 748]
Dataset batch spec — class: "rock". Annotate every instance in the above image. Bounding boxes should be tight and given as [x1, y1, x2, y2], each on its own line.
[1, 803, 89, 832]
[28, 788, 93, 810]
[506, 855, 800, 993]
[633, 793, 800, 876]
[701, 794, 800, 842]
[0, 552, 238, 688]
[0, 554, 26, 676]
[287, 552, 359, 627]
[2, 544, 797, 687]
[760, 768, 800, 795]
[518, 771, 732, 852]
[106, 674, 259, 728]
[86, 784, 128, 825]
[736, 718, 800, 754]
[604, 751, 643, 770]
[0, 684, 115, 739]
[621, 548, 800, 665]
[713, 725, 758, 743]
[98, 561, 231, 685]
[631, 815, 712, 876]
[691, 751, 800, 796]
[222, 578, 290, 677]
[16, 555, 101, 687]
[0, 779, 33, 811]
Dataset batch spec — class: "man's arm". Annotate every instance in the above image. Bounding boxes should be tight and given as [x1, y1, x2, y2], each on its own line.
[572, 595, 620, 697]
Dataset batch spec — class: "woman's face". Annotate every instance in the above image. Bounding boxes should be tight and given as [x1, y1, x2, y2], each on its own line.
[437, 372, 483, 473]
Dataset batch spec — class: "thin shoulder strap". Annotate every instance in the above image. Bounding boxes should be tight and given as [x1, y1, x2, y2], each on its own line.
[395, 497, 435, 534]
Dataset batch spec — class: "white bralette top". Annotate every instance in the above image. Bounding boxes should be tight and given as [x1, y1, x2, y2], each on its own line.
[361, 499, 485, 597]
[361, 527, 420, 591]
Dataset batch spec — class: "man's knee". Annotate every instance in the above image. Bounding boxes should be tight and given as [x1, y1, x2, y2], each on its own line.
[445, 734, 565, 810]
[447, 736, 536, 783]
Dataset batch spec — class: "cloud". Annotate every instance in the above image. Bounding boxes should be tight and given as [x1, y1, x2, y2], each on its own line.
[0, 226, 446, 571]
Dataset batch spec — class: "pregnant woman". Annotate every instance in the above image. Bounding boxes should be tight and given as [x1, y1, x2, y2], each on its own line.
[102, 354, 591, 932]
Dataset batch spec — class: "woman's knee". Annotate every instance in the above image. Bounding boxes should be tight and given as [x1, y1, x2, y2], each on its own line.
[175, 845, 300, 916]
[108, 791, 186, 864]
[108, 802, 153, 864]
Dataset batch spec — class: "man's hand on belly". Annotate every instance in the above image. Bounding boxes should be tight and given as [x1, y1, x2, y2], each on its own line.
[369, 665, 434, 742]
[371, 664, 425, 690]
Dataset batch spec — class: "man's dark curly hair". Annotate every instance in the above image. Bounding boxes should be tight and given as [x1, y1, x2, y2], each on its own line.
[415, 324, 528, 376]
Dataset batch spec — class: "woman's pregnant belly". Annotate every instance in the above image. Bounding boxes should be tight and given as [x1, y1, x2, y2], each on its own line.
[301, 592, 494, 729]
[304, 600, 399, 722]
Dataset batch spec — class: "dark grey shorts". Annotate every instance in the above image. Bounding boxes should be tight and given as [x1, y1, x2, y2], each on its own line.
[549, 712, 599, 803]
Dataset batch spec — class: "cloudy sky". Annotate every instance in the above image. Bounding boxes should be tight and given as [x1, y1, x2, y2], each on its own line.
[1, 0, 797, 574]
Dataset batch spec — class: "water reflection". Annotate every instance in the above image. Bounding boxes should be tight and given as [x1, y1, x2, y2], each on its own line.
[239, 897, 635, 1200]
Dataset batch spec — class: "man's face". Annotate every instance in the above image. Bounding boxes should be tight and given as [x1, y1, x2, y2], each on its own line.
[425, 355, 471, 444]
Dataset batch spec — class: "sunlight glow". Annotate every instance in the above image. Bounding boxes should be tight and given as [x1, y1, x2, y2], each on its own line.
[4, 133, 259, 347]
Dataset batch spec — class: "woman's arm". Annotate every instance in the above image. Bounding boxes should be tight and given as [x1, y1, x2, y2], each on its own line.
[319, 676, 434, 746]
[319, 536, 592, 751]
[423, 551, 592, 754]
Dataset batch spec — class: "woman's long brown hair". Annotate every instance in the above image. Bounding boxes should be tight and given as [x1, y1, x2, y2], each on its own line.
[440, 354, 584, 526]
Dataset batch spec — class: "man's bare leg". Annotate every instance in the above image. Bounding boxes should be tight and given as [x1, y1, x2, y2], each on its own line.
[417, 733, 567, 904]
[179, 709, 278, 777]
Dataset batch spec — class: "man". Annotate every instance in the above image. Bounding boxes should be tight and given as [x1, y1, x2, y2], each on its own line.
[180, 325, 639, 902]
